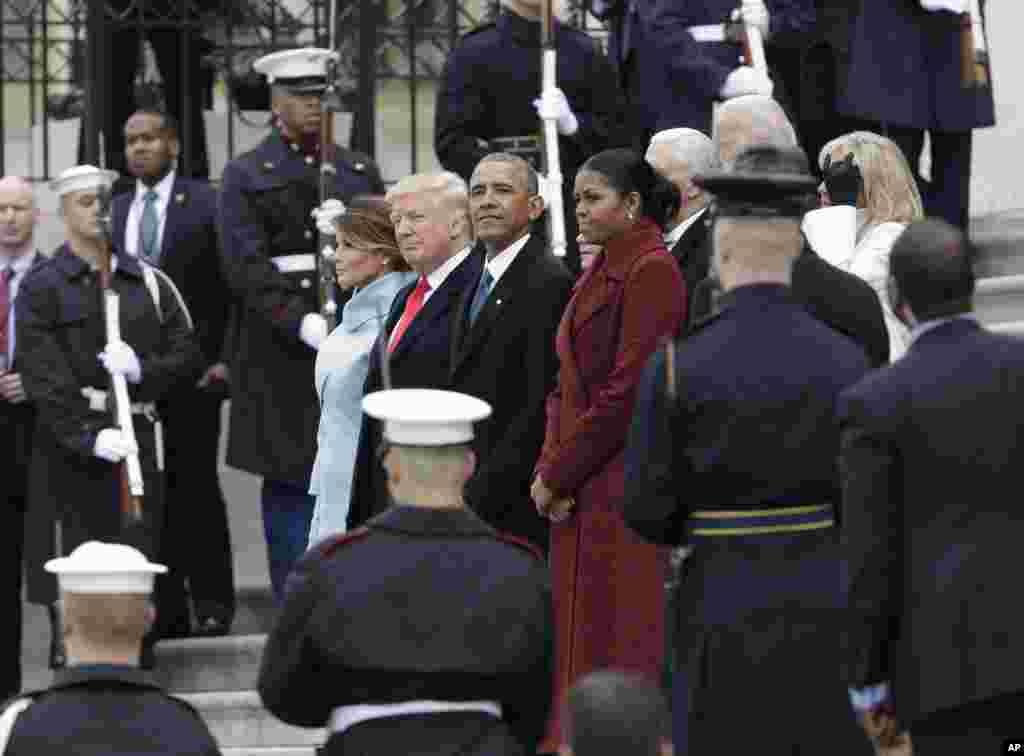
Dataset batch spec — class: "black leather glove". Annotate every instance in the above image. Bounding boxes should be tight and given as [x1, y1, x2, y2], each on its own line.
[823, 153, 863, 207]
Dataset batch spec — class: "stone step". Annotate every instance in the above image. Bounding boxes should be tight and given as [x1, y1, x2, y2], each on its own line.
[230, 586, 279, 636]
[154, 634, 267, 694]
[222, 749, 317, 756]
[975, 274, 1024, 335]
[970, 210, 1024, 278]
[176, 690, 325, 750]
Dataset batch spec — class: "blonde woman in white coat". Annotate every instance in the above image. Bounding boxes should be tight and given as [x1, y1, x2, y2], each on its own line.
[802, 131, 924, 361]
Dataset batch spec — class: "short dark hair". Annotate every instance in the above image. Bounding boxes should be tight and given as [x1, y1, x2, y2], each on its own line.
[889, 218, 975, 321]
[580, 148, 681, 230]
[564, 671, 669, 756]
[131, 109, 180, 140]
[473, 152, 539, 195]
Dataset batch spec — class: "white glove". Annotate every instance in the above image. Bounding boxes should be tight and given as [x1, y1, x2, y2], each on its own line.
[300, 313, 329, 351]
[98, 340, 142, 383]
[534, 88, 580, 137]
[94, 428, 138, 463]
[311, 199, 347, 237]
[920, 0, 967, 12]
[739, 0, 770, 38]
[720, 66, 774, 99]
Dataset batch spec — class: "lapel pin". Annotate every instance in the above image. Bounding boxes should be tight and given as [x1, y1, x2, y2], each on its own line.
[354, 162, 365, 172]
[496, 299, 503, 306]
[263, 161, 275, 171]
[175, 193, 185, 205]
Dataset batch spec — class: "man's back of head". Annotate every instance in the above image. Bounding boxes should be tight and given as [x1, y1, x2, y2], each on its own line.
[714, 95, 798, 170]
[889, 218, 975, 323]
[561, 670, 671, 756]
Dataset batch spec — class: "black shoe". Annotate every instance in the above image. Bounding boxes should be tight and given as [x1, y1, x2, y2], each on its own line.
[48, 605, 66, 670]
[193, 615, 230, 638]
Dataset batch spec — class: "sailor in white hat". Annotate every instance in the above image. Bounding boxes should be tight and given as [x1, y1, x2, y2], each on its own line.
[258, 388, 554, 756]
[0, 543, 221, 754]
[218, 46, 385, 603]
[16, 168, 201, 669]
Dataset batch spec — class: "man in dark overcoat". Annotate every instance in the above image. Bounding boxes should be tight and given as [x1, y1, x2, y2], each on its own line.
[113, 109, 235, 638]
[16, 165, 201, 665]
[842, 0, 995, 230]
[839, 219, 1024, 756]
[624, 146, 873, 756]
[434, 0, 627, 273]
[218, 47, 385, 600]
[259, 389, 553, 756]
[0, 541, 222, 756]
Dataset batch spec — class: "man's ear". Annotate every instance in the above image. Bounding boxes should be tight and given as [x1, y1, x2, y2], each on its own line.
[168, 137, 181, 163]
[527, 194, 545, 221]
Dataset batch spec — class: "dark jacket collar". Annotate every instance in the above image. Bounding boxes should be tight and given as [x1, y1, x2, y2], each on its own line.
[908, 315, 980, 350]
[498, 9, 560, 45]
[53, 244, 143, 281]
[52, 664, 160, 691]
[367, 505, 497, 538]
[715, 282, 793, 310]
[601, 218, 668, 280]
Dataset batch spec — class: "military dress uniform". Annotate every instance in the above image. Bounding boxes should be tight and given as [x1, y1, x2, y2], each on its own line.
[434, 10, 626, 273]
[623, 172, 873, 756]
[15, 246, 200, 607]
[258, 390, 554, 756]
[218, 48, 385, 598]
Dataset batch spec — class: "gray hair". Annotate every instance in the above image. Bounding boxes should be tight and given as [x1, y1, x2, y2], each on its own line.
[472, 152, 540, 195]
[714, 95, 798, 169]
[646, 128, 719, 177]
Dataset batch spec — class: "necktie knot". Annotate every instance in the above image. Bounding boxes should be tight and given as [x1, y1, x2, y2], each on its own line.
[144, 189, 158, 204]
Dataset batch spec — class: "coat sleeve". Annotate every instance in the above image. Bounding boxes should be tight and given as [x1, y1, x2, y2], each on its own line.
[648, 0, 733, 101]
[135, 271, 204, 402]
[218, 160, 314, 341]
[465, 271, 572, 517]
[543, 254, 686, 499]
[257, 549, 332, 727]
[434, 44, 492, 182]
[838, 384, 904, 689]
[569, 39, 630, 156]
[623, 349, 688, 545]
[14, 270, 106, 458]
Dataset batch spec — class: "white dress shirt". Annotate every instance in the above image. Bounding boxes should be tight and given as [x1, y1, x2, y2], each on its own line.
[125, 170, 176, 260]
[423, 245, 473, 304]
[483, 233, 531, 286]
[663, 208, 706, 249]
[1, 250, 36, 365]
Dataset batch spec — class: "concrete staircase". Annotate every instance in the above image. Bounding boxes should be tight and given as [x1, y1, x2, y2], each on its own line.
[970, 210, 1024, 333]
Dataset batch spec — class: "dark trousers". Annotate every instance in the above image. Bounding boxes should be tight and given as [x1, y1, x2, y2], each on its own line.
[152, 391, 234, 636]
[911, 691, 1024, 755]
[0, 472, 26, 699]
[262, 479, 315, 601]
[873, 125, 973, 231]
[79, 24, 210, 179]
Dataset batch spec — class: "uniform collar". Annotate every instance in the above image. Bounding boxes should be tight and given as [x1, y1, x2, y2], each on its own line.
[367, 505, 496, 538]
[53, 244, 143, 281]
[599, 218, 667, 280]
[52, 664, 159, 691]
[273, 116, 320, 159]
[498, 9, 555, 45]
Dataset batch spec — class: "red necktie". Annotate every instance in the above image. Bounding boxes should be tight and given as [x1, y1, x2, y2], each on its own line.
[0, 268, 12, 362]
[388, 276, 431, 353]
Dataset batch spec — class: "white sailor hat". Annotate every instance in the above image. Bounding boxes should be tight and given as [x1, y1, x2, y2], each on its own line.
[362, 389, 492, 446]
[49, 164, 119, 197]
[253, 47, 336, 93]
[45, 541, 167, 594]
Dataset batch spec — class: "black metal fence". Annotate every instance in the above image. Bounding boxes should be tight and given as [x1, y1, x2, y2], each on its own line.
[0, 0, 604, 181]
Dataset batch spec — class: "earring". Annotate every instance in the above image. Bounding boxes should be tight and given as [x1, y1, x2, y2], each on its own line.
[626, 211, 635, 221]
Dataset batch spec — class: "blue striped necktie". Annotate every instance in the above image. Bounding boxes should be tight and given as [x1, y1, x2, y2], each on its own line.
[139, 189, 160, 262]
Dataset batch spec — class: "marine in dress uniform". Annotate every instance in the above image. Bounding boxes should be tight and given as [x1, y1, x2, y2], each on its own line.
[0, 176, 43, 700]
[258, 389, 553, 756]
[434, 0, 627, 274]
[218, 48, 385, 599]
[0, 541, 222, 756]
[624, 147, 872, 756]
[15, 165, 201, 667]
[840, 220, 1024, 756]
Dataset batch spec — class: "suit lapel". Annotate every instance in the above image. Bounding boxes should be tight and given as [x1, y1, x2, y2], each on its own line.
[159, 178, 187, 266]
[112, 192, 130, 252]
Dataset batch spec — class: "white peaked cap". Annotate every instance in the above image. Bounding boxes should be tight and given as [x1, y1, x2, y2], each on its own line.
[45, 541, 167, 594]
[362, 389, 492, 446]
[253, 47, 336, 83]
[50, 165, 119, 197]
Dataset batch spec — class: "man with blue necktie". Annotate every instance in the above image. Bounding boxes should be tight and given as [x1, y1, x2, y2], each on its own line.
[112, 109, 235, 639]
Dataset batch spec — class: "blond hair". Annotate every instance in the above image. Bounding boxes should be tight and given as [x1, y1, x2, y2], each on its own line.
[819, 131, 924, 230]
[386, 171, 469, 219]
[63, 592, 149, 645]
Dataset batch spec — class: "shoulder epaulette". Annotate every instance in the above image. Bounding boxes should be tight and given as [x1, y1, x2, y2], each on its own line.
[335, 148, 376, 175]
[317, 526, 372, 558]
[493, 530, 545, 562]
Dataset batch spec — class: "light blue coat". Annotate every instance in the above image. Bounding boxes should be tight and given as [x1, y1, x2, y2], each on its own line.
[307, 270, 416, 547]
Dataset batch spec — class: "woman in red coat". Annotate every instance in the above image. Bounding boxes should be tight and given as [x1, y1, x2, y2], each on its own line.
[531, 149, 687, 751]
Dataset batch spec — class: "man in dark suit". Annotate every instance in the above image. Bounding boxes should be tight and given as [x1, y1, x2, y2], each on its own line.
[0, 175, 42, 697]
[842, 0, 995, 230]
[690, 95, 890, 366]
[347, 172, 481, 529]
[112, 109, 234, 638]
[644, 128, 716, 306]
[449, 153, 572, 550]
[624, 146, 873, 756]
[839, 219, 1024, 756]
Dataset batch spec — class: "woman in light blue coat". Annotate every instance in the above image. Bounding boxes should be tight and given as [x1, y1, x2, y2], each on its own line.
[307, 197, 415, 546]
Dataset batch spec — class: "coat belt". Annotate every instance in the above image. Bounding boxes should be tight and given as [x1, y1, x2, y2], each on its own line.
[329, 700, 502, 735]
[687, 505, 834, 536]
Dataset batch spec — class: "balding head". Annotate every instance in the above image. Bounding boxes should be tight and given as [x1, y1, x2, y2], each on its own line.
[645, 128, 717, 227]
[714, 96, 798, 170]
[0, 175, 38, 256]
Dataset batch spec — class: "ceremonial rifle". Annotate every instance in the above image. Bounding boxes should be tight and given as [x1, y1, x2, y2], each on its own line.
[729, 5, 767, 76]
[96, 185, 145, 524]
[318, 3, 344, 329]
[539, 0, 567, 258]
